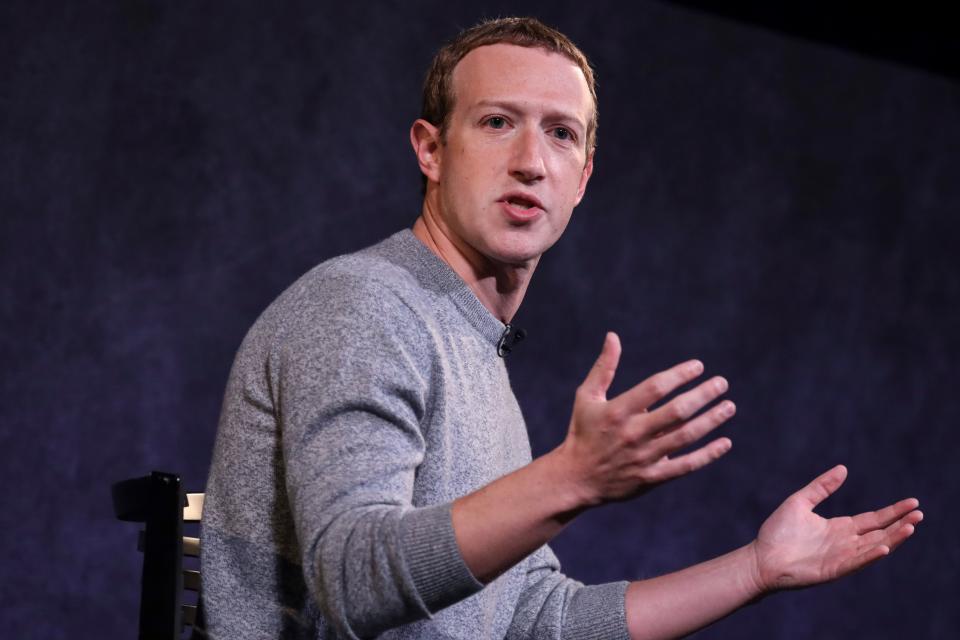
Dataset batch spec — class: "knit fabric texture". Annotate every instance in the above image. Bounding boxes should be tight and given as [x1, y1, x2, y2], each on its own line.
[200, 230, 630, 639]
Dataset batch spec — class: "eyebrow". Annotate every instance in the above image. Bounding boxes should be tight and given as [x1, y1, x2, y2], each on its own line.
[472, 99, 587, 134]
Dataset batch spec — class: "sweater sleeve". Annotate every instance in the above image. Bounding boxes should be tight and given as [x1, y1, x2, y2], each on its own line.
[506, 545, 631, 640]
[275, 274, 482, 638]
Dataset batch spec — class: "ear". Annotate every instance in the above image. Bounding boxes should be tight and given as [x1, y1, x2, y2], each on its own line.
[410, 119, 443, 184]
[574, 147, 595, 205]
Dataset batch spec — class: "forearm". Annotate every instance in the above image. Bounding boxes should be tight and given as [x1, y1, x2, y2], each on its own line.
[625, 542, 764, 640]
[453, 336, 735, 586]
[451, 444, 588, 583]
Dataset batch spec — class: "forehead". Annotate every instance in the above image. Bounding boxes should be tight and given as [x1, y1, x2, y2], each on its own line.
[450, 43, 593, 120]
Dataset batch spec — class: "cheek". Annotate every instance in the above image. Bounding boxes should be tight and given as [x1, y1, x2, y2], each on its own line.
[559, 164, 587, 200]
[550, 150, 587, 182]
[448, 144, 489, 185]
[442, 159, 490, 224]
[455, 153, 497, 197]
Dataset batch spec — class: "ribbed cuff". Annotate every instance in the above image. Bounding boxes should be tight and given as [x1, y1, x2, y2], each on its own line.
[561, 581, 631, 640]
[399, 502, 484, 613]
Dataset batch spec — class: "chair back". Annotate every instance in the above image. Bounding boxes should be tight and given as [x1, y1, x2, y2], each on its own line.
[112, 471, 205, 639]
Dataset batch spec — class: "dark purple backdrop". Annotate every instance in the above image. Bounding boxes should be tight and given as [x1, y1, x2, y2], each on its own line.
[2, 1, 958, 637]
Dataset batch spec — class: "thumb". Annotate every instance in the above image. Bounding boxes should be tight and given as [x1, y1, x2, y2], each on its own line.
[796, 464, 848, 509]
[580, 332, 621, 400]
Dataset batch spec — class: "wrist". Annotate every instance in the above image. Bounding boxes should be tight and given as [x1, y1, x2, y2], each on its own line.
[744, 540, 772, 598]
[542, 442, 599, 514]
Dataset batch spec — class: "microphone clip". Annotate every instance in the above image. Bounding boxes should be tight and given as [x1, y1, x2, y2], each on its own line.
[497, 323, 527, 358]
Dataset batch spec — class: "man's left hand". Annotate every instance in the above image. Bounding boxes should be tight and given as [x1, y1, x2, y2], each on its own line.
[750, 465, 922, 593]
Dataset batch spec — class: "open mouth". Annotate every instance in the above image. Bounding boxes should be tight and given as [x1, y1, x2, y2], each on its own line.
[501, 191, 545, 210]
[499, 192, 544, 222]
[507, 196, 538, 210]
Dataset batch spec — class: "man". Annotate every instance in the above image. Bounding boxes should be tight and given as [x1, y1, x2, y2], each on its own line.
[201, 17, 921, 639]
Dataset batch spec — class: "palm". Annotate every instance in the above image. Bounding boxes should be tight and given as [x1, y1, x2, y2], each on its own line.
[752, 466, 921, 592]
[758, 496, 864, 588]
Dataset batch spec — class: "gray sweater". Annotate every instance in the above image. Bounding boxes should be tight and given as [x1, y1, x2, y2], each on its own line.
[201, 230, 630, 639]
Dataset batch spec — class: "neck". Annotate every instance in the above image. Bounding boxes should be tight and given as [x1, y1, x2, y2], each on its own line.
[412, 200, 536, 324]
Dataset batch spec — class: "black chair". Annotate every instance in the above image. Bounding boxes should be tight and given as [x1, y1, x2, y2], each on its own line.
[112, 471, 206, 639]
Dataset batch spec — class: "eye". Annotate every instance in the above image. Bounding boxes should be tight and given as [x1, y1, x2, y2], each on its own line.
[552, 127, 574, 142]
[485, 116, 507, 129]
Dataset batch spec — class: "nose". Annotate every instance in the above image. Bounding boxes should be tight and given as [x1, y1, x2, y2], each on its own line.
[508, 127, 546, 184]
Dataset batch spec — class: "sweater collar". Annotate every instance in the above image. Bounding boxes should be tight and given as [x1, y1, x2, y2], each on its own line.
[389, 229, 507, 348]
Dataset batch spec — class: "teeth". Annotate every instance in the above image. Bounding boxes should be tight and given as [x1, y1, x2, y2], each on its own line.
[509, 199, 534, 209]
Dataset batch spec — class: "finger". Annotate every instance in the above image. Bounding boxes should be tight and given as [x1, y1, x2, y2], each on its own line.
[649, 400, 736, 458]
[794, 465, 848, 509]
[862, 524, 914, 555]
[579, 332, 621, 400]
[884, 517, 920, 553]
[851, 498, 920, 534]
[613, 358, 705, 414]
[643, 437, 732, 483]
[836, 543, 890, 578]
[860, 511, 922, 551]
[645, 376, 730, 431]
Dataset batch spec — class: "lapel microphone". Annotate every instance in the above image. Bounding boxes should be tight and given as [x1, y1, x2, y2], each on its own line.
[497, 324, 527, 358]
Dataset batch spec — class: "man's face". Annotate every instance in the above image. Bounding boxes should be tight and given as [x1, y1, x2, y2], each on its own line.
[431, 43, 594, 267]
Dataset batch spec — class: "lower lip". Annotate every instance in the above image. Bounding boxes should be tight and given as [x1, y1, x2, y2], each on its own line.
[500, 201, 544, 222]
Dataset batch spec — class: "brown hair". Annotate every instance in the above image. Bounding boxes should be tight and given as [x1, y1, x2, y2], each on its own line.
[421, 17, 598, 151]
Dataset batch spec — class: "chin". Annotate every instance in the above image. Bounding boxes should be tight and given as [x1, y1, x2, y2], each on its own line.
[484, 235, 556, 266]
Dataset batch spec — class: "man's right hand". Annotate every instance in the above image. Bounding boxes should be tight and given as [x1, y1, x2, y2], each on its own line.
[452, 331, 735, 582]
[556, 332, 736, 506]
